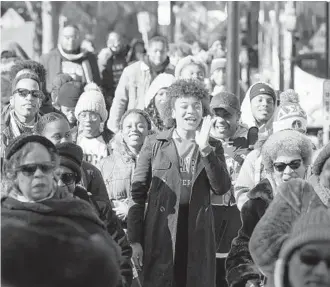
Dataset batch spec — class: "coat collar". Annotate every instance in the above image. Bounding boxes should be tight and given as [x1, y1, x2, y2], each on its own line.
[247, 178, 274, 204]
[156, 127, 175, 141]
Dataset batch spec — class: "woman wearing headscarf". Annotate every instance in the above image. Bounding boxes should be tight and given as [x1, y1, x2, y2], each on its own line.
[225, 129, 313, 287]
[249, 141, 330, 287]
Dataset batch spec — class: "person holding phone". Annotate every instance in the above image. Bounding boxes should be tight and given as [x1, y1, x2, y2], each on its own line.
[127, 79, 231, 287]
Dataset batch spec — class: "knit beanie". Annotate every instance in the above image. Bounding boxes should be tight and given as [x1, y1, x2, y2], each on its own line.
[119, 109, 152, 131]
[57, 81, 84, 108]
[274, 208, 330, 287]
[249, 82, 276, 103]
[175, 55, 208, 79]
[210, 92, 240, 115]
[10, 60, 46, 92]
[75, 83, 108, 122]
[5, 134, 57, 161]
[56, 142, 83, 183]
[313, 141, 330, 176]
[51, 73, 74, 103]
[210, 58, 226, 75]
[145, 73, 175, 108]
[272, 89, 307, 133]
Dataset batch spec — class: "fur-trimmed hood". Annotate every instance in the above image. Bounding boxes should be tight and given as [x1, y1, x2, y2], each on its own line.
[109, 133, 137, 162]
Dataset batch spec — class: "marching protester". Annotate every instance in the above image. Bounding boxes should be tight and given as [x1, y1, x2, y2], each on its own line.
[108, 35, 174, 133]
[1, 134, 122, 286]
[50, 73, 83, 129]
[226, 129, 313, 287]
[99, 109, 151, 226]
[40, 23, 100, 93]
[249, 141, 330, 287]
[56, 142, 133, 287]
[175, 55, 208, 83]
[1, 60, 45, 150]
[168, 42, 192, 67]
[274, 208, 330, 287]
[98, 31, 129, 110]
[33, 112, 110, 205]
[126, 38, 146, 65]
[2, 217, 121, 287]
[74, 83, 113, 166]
[127, 79, 231, 287]
[144, 73, 176, 132]
[234, 89, 308, 210]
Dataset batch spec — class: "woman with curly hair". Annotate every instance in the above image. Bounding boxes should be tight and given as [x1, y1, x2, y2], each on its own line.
[144, 73, 175, 132]
[226, 129, 313, 287]
[1, 60, 46, 150]
[249, 140, 330, 287]
[127, 79, 231, 287]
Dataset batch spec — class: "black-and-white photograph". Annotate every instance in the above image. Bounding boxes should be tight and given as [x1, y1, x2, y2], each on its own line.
[1, 1, 330, 287]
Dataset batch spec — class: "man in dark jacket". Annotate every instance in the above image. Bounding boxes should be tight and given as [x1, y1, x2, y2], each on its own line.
[98, 31, 129, 110]
[40, 23, 100, 93]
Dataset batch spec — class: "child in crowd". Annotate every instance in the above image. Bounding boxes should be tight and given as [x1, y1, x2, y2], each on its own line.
[51, 73, 83, 128]
[174, 55, 208, 83]
[168, 42, 192, 67]
[127, 79, 231, 287]
[74, 83, 113, 166]
[99, 109, 151, 226]
[144, 73, 175, 132]
[210, 58, 227, 96]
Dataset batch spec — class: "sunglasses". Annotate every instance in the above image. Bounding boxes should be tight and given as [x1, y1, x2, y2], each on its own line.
[300, 253, 330, 268]
[16, 163, 55, 176]
[59, 172, 76, 185]
[13, 88, 44, 99]
[273, 159, 302, 172]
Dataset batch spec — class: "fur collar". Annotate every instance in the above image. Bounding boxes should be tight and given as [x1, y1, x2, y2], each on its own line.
[110, 133, 137, 162]
[247, 178, 274, 204]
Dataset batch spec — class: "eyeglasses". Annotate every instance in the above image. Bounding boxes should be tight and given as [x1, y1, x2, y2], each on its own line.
[78, 112, 99, 122]
[16, 163, 55, 176]
[59, 172, 76, 185]
[300, 253, 330, 268]
[13, 88, 44, 99]
[273, 159, 302, 172]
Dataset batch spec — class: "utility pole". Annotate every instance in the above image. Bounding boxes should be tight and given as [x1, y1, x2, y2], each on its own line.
[326, 1, 330, 78]
[226, 1, 240, 100]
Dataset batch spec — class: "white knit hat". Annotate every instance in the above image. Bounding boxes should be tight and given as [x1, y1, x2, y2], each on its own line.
[145, 73, 175, 108]
[75, 83, 108, 122]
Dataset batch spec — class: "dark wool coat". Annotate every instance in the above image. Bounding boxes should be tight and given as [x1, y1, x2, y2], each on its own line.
[226, 178, 273, 287]
[249, 177, 329, 287]
[74, 186, 132, 287]
[40, 48, 101, 93]
[127, 128, 231, 287]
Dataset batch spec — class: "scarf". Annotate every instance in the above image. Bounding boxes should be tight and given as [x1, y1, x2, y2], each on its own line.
[10, 110, 38, 138]
[314, 177, 330, 207]
[58, 44, 86, 61]
[144, 56, 170, 81]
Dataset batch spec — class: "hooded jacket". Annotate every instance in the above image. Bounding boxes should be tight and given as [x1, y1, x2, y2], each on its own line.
[240, 82, 277, 139]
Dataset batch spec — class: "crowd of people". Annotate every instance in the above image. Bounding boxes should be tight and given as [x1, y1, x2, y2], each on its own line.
[1, 22, 330, 287]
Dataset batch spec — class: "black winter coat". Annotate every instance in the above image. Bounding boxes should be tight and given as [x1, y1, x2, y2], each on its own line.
[225, 178, 273, 287]
[127, 128, 231, 287]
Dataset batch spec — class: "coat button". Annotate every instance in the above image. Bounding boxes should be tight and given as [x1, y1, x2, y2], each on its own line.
[160, 206, 165, 212]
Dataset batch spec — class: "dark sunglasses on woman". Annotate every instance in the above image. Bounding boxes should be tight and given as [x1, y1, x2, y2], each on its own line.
[16, 163, 55, 176]
[300, 252, 330, 268]
[13, 88, 44, 99]
[273, 159, 302, 172]
[59, 172, 76, 185]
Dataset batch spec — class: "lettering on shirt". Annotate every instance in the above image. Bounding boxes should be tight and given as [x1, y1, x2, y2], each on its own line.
[62, 61, 84, 82]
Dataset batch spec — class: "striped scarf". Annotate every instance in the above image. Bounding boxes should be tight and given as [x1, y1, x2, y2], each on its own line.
[9, 110, 39, 138]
